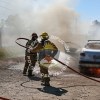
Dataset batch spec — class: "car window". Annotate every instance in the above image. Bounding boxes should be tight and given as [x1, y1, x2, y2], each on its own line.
[85, 43, 100, 49]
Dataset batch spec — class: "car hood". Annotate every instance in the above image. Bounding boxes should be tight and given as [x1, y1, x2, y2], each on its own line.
[82, 48, 100, 52]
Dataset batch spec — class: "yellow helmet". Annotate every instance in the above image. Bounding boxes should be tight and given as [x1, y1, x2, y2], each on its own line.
[40, 32, 49, 39]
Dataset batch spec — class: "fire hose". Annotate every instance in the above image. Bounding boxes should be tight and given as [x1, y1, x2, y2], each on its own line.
[15, 38, 29, 49]
[0, 97, 10, 100]
[15, 38, 100, 83]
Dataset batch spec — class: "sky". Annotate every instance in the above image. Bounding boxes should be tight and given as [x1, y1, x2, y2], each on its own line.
[0, 0, 100, 22]
[75, 0, 100, 21]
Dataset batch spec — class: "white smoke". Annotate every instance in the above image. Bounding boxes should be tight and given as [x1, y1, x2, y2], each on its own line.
[88, 20, 100, 40]
[0, 0, 90, 56]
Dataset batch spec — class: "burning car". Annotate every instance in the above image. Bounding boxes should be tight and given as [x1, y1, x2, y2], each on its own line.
[79, 40, 100, 77]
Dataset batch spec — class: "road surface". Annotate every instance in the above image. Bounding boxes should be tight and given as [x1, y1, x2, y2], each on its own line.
[0, 57, 100, 100]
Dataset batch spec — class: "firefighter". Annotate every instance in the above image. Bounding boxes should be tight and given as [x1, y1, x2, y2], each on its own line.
[23, 33, 38, 76]
[38, 32, 58, 86]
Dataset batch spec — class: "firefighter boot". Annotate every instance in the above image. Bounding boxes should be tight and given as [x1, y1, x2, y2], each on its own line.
[44, 77, 50, 86]
[23, 68, 27, 75]
[41, 75, 50, 86]
[28, 70, 33, 76]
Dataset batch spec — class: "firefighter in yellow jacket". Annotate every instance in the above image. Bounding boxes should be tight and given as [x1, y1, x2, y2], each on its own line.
[38, 32, 58, 86]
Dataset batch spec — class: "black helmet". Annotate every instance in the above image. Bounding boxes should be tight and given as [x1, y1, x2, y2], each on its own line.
[31, 33, 38, 40]
[32, 33, 38, 38]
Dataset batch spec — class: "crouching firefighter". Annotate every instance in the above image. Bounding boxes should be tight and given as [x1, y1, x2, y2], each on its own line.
[38, 32, 58, 86]
[23, 33, 38, 76]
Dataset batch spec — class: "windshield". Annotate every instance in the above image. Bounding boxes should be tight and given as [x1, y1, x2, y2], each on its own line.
[85, 43, 100, 49]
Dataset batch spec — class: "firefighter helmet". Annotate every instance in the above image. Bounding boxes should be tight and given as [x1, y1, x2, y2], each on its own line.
[32, 33, 38, 39]
[40, 32, 49, 39]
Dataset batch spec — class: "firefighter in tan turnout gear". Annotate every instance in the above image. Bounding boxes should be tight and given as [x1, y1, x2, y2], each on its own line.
[38, 32, 58, 86]
[23, 33, 38, 76]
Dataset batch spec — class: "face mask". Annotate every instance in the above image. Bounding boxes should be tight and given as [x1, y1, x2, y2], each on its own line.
[32, 37, 37, 40]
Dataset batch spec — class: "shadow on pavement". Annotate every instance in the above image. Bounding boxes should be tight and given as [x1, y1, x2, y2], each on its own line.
[28, 75, 41, 81]
[37, 86, 68, 96]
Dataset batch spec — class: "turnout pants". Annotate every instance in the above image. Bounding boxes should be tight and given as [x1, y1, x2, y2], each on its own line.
[39, 64, 50, 86]
[23, 53, 37, 75]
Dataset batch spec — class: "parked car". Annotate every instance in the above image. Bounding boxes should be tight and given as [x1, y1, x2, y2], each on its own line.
[79, 40, 100, 77]
[64, 42, 80, 58]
